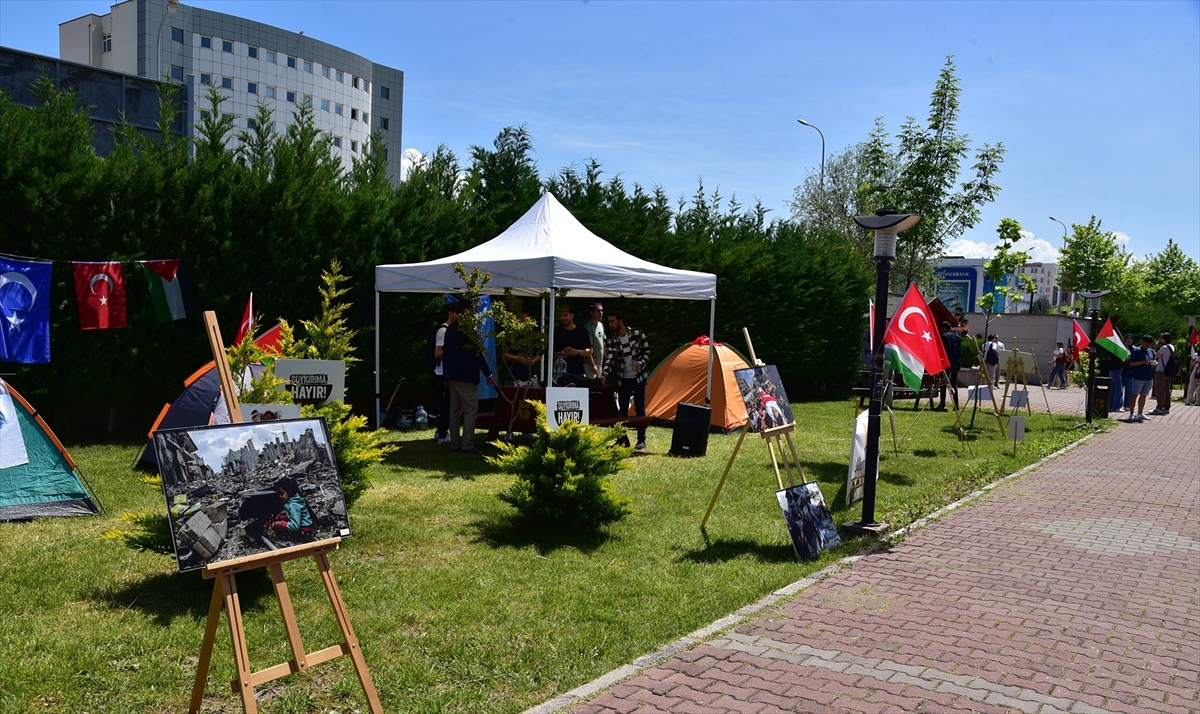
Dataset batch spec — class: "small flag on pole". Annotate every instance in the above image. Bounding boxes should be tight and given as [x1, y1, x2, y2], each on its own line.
[1095, 318, 1129, 360]
[883, 284, 950, 392]
[1071, 319, 1091, 361]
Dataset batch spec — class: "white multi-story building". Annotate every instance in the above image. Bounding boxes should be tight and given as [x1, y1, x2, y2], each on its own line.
[59, 0, 404, 181]
[1015, 262, 1072, 308]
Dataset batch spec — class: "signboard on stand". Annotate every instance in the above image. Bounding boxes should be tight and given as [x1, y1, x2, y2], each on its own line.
[776, 481, 841, 562]
[545, 387, 589, 430]
[274, 360, 345, 405]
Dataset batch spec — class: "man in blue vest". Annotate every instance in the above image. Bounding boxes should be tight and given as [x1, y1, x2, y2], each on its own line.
[443, 300, 495, 453]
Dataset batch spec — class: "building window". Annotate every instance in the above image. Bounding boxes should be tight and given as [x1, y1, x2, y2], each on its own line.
[200, 109, 211, 120]
[382, 148, 388, 161]
[320, 98, 330, 112]
[222, 113, 233, 121]
[102, 34, 112, 52]
[170, 65, 183, 82]
[362, 112, 368, 124]
[200, 73, 212, 86]
[266, 50, 276, 63]
[350, 108, 358, 120]
[221, 77, 233, 90]
[321, 65, 330, 78]
[287, 56, 296, 69]
[200, 35, 212, 49]
[303, 93, 312, 107]
[335, 70, 343, 82]
[351, 140, 358, 153]
[247, 82, 258, 95]
[380, 117, 389, 130]
[248, 46, 258, 59]
[363, 80, 369, 93]
[334, 103, 343, 116]
[265, 86, 276, 99]
[171, 27, 183, 43]
[303, 59, 313, 73]
[332, 136, 342, 148]
[380, 86, 390, 99]
[248, 118, 257, 130]
[351, 76, 359, 89]
[222, 40, 233, 53]
[286, 90, 296, 103]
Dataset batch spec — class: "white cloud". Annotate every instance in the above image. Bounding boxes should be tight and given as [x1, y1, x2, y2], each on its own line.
[399, 148, 427, 182]
[1112, 231, 1132, 247]
[944, 231, 1060, 264]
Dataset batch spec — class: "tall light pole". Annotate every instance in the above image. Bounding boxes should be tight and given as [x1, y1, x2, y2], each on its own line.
[844, 210, 920, 536]
[797, 119, 825, 185]
[1080, 289, 1111, 424]
[156, 0, 180, 80]
[1049, 216, 1070, 307]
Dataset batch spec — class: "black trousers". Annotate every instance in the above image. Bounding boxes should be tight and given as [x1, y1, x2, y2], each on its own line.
[619, 378, 647, 440]
[435, 376, 451, 437]
[939, 366, 960, 410]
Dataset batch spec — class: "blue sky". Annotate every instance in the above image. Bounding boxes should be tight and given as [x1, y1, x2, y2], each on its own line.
[2, 0, 1197, 264]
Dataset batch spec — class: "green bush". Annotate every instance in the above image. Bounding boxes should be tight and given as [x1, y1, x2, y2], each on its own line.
[301, 400, 393, 508]
[490, 402, 632, 530]
[961, 336, 981, 369]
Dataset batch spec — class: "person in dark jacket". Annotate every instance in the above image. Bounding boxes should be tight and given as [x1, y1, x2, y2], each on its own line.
[937, 321, 962, 411]
[442, 300, 495, 453]
[601, 311, 651, 449]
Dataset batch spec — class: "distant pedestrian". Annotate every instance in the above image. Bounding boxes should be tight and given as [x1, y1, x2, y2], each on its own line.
[601, 310, 651, 450]
[583, 303, 606, 378]
[1122, 332, 1136, 410]
[1101, 339, 1126, 414]
[1048, 342, 1069, 389]
[430, 302, 460, 444]
[1149, 332, 1175, 415]
[443, 300, 496, 453]
[937, 321, 961, 411]
[1127, 335, 1156, 422]
[983, 334, 1004, 387]
[1186, 352, 1200, 406]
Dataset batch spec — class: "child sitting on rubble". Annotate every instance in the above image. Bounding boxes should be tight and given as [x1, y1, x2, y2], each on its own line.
[268, 477, 314, 542]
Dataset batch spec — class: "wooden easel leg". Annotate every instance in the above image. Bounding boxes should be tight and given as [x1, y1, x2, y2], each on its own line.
[315, 553, 383, 714]
[223, 574, 257, 713]
[783, 433, 806, 483]
[1029, 349, 1055, 427]
[886, 407, 898, 454]
[189, 577, 226, 714]
[701, 425, 748, 530]
[270, 563, 308, 674]
[766, 437, 785, 489]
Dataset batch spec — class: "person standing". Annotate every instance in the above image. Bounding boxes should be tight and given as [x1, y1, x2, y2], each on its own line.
[552, 305, 594, 382]
[937, 321, 962, 411]
[1185, 350, 1200, 406]
[431, 303, 460, 444]
[1101, 341, 1126, 413]
[1048, 342, 1069, 389]
[983, 334, 1005, 388]
[1128, 335, 1156, 422]
[583, 303, 606, 378]
[443, 300, 496, 453]
[1149, 332, 1175, 415]
[1122, 332, 1136, 410]
[602, 310, 651, 450]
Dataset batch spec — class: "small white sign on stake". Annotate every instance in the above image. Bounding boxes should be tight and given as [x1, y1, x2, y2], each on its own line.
[1008, 415, 1026, 442]
[545, 387, 589, 431]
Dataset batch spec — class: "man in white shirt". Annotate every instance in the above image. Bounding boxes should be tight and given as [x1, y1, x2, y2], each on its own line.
[983, 334, 1005, 388]
[432, 303, 461, 443]
[1149, 332, 1175, 415]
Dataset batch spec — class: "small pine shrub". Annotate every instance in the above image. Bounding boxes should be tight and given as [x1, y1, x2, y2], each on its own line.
[491, 402, 632, 530]
[302, 400, 394, 508]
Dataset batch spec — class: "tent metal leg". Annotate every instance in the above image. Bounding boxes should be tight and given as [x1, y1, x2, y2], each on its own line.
[374, 291, 381, 430]
[705, 298, 716, 404]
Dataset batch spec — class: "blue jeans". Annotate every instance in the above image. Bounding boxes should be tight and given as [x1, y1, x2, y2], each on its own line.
[1109, 369, 1125, 411]
[1048, 363, 1067, 388]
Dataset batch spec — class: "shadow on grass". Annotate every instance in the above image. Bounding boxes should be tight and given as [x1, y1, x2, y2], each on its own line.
[467, 515, 612, 556]
[85, 567, 276, 626]
[681, 537, 797, 564]
[382, 438, 498, 481]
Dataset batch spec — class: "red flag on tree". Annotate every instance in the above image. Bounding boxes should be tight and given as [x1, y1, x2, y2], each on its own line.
[882, 284, 951, 392]
[1189, 326, 1198, 346]
[234, 293, 253, 343]
[72, 262, 127, 330]
[1071, 319, 1090, 361]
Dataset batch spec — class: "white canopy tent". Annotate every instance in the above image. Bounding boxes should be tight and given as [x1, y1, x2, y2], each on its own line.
[373, 192, 719, 426]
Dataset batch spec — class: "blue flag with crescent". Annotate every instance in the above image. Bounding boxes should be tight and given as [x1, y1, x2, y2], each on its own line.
[0, 257, 53, 364]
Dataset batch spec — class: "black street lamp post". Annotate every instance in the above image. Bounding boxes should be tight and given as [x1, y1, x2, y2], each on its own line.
[797, 119, 826, 185]
[844, 211, 920, 536]
[1080, 289, 1111, 424]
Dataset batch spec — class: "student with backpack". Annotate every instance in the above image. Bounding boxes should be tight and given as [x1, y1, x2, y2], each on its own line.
[983, 334, 1004, 388]
[1150, 332, 1178, 415]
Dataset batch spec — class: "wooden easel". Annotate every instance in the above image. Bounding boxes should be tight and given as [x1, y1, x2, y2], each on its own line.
[700, 330, 806, 530]
[970, 340, 1007, 437]
[188, 312, 382, 714]
[999, 341, 1034, 417]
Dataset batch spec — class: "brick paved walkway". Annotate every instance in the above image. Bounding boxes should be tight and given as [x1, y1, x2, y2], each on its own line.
[541, 393, 1199, 714]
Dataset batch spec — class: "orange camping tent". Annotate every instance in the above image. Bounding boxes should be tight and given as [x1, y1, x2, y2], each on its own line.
[645, 336, 750, 432]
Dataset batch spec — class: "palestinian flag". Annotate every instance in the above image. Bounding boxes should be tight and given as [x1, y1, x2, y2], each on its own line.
[140, 260, 187, 323]
[1071, 319, 1090, 361]
[1095, 318, 1129, 360]
[883, 284, 950, 392]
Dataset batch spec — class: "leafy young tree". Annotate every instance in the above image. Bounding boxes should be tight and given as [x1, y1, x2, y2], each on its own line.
[855, 57, 1005, 289]
[1056, 215, 1130, 296]
[788, 141, 876, 256]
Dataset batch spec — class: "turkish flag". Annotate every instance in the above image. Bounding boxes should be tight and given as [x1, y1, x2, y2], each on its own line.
[883, 284, 951, 375]
[73, 262, 127, 330]
[235, 293, 253, 343]
[1189, 326, 1198, 346]
[1071, 319, 1090, 361]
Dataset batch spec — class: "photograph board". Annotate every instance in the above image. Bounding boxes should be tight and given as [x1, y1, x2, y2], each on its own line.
[733, 365, 795, 433]
[273, 359, 346, 405]
[153, 417, 350, 572]
[1008, 390, 1029, 408]
[545, 387, 589, 430]
[776, 481, 841, 562]
[846, 409, 876, 506]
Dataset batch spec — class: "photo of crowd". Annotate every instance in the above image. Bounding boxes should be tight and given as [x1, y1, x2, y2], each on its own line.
[733, 365, 796, 433]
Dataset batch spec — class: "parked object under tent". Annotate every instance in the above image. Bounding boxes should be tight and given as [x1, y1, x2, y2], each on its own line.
[373, 192, 719, 427]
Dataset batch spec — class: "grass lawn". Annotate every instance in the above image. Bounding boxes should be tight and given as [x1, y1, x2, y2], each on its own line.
[0, 399, 1090, 713]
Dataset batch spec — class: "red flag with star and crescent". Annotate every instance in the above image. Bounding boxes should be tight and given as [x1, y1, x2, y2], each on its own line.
[1071, 319, 1090, 361]
[72, 262, 127, 330]
[882, 284, 950, 392]
[235, 293, 253, 344]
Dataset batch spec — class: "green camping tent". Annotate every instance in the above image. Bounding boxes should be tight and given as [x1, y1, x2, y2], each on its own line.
[0, 379, 99, 521]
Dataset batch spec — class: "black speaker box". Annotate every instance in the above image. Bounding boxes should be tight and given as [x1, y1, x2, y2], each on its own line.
[670, 402, 712, 457]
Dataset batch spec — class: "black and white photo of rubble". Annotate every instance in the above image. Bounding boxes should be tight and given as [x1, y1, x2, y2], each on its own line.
[153, 417, 351, 573]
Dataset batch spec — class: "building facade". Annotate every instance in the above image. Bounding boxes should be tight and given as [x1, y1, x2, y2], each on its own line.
[59, 0, 404, 181]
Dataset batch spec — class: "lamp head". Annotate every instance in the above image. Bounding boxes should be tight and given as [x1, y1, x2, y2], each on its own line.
[797, 118, 811, 127]
[854, 210, 920, 259]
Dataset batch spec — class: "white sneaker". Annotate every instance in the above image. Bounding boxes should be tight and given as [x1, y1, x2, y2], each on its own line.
[1118, 407, 1128, 412]
[437, 436, 452, 444]
[635, 440, 647, 450]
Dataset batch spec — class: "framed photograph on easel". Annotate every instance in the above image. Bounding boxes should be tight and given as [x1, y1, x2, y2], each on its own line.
[776, 481, 841, 562]
[733, 365, 795, 433]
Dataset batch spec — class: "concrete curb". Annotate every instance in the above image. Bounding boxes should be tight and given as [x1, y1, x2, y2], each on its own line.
[523, 429, 1098, 714]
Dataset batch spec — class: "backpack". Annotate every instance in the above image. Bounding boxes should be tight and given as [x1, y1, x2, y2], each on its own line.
[1163, 345, 1180, 377]
[428, 323, 448, 371]
[985, 343, 1000, 366]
